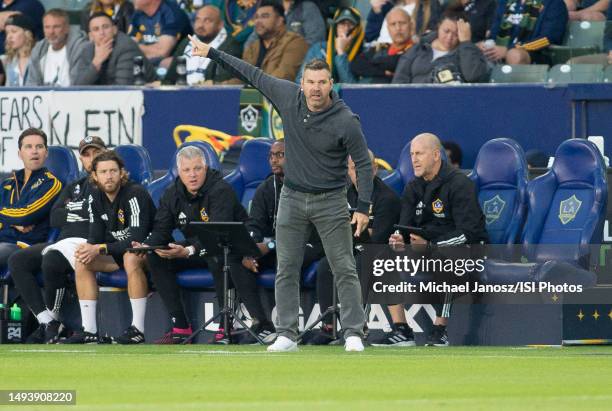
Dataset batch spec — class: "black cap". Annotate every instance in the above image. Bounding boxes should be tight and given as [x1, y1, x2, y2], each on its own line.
[78, 136, 107, 154]
[5, 14, 34, 33]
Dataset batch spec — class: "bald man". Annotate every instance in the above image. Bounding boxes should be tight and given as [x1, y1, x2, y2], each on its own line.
[164, 5, 242, 85]
[381, 133, 488, 347]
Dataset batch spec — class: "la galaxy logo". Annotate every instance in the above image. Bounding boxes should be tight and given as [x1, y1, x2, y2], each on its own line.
[483, 195, 506, 225]
[559, 195, 582, 225]
[118, 208, 125, 225]
[200, 208, 209, 222]
[432, 199, 444, 214]
[240, 104, 259, 132]
[178, 212, 187, 226]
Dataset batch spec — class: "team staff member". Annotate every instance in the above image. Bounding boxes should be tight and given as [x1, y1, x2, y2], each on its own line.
[0, 128, 62, 265]
[10, 136, 106, 344]
[189, 35, 373, 353]
[63, 150, 156, 344]
[240, 139, 326, 344]
[388, 133, 488, 346]
[132, 146, 267, 344]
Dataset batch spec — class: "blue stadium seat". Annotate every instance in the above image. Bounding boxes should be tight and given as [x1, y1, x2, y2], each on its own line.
[521, 139, 607, 265]
[224, 138, 273, 211]
[468, 138, 529, 245]
[96, 270, 128, 288]
[115, 144, 154, 186]
[47, 145, 79, 185]
[147, 141, 221, 206]
[255, 261, 321, 289]
[382, 140, 448, 196]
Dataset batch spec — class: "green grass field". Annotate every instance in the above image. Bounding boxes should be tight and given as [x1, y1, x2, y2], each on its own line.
[1, 345, 612, 411]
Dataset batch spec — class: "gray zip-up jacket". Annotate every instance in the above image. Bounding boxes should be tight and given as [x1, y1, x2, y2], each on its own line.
[208, 48, 373, 213]
[26, 27, 88, 86]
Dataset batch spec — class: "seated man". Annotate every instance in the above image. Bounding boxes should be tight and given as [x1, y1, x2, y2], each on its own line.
[62, 151, 156, 344]
[0, 128, 62, 267]
[385, 133, 488, 347]
[76, 12, 156, 85]
[129, 0, 192, 67]
[478, 0, 568, 65]
[311, 150, 400, 344]
[164, 5, 242, 85]
[133, 146, 270, 344]
[10, 136, 107, 344]
[228, 0, 308, 83]
[350, 7, 414, 84]
[239, 139, 325, 343]
[26, 9, 88, 86]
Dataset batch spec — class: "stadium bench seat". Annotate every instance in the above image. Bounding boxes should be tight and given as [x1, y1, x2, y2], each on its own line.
[115, 144, 154, 186]
[545, 21, 606, 65]
[547, 64, 604, 83]
[489, 65, 549, 83]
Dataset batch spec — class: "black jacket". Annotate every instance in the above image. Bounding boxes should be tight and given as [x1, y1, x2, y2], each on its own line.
[88, 181, 156, 256]
[350, 44, 410, 84]
[51, 176, 96, 241]
[348, 176, 400, 244]
[399, 162, 488, 245]
[145, 169, 248, 256]
[246, 174, 321, 246]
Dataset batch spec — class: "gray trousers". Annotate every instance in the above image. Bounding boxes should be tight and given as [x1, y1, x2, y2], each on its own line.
[275, 185, 365, 340]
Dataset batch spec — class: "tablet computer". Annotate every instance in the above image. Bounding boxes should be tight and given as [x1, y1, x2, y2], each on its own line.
[126, 245, 170, 252]
[393, 224, 429, 240]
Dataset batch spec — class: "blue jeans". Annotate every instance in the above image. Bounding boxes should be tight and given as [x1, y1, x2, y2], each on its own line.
[275, 185, 365, 340]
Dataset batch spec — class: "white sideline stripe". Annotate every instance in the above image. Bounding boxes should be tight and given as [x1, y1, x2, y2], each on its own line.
[10, 349, 97, 353]
[178, 350, 269, 355]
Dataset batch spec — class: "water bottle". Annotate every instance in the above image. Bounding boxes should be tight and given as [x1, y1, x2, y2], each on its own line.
[176, 56, 187, 86]
[10, 303, 21, 321]
[133, 55, 145, 86]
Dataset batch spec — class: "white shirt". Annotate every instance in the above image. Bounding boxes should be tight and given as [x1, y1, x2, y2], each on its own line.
[183, 28, 228, 85]
[432, 48, 449, 61]
[377, 3, 416, 44]
[42, 46, 70, 87]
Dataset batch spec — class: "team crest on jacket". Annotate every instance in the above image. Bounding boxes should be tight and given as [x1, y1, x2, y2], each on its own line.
[559, 194, 581, 225]
[200, 208, 209, 222]
[118, 208, 125, 225]
[432, 199, 444, 214]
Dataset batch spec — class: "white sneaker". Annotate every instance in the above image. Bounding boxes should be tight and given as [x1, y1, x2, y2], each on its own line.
[344, 336, 365, 352]
[267, 336, 298, 352]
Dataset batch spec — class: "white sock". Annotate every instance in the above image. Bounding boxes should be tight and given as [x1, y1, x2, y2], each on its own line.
[79, 300, 97, 334]
[36, 309, 54, 325]
[130, 297, 147, 333]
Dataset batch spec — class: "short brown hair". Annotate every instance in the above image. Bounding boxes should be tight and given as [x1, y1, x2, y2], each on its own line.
[303, 59, 331, 75]
[91, 150, 129, 186]
[44, 8, 69, 24]
[18, 128, 47, 149]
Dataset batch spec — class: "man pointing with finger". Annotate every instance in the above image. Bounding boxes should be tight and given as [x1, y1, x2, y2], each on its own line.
[189, 34, 373, 352]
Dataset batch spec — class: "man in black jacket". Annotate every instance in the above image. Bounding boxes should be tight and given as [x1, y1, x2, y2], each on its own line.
[385, 133, 488, 346]
[62, 150, 156, 344]
[10, 136, 106, 344]
[240, 140, 325, 343]
[133, 146, 269, 344]
[312, 150, 400, 344]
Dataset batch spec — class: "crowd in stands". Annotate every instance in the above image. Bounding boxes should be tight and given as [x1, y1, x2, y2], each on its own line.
[0, 0, 609, 86]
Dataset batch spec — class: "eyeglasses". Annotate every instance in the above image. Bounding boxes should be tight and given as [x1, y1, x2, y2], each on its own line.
[269, 151, 285, 159]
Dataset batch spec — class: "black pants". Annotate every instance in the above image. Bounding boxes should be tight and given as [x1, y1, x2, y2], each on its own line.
[147, 253, 267, 329]
[9, 243, 73, 316]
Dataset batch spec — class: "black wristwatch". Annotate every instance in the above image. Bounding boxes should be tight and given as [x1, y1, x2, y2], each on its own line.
[267, 239, 276, 250]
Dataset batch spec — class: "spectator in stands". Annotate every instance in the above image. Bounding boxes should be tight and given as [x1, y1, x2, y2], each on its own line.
[311, 151, 400, 345]
[26, 9, 89, 87]
[239, 140, 325, 344]
[366, 0, 441, 44]
[392, 8, 488, 83]
[62, 150, 156, 344]
[0, 128, 62, 268]
[10, 136, 107, 344]
[282, 0, 326, 45]
[164, 5, 241, 85]
[459, 0, 497, 43]
[80, 0, 135, 34]
[131, 146, 267, 344]
[76, 12, 156, 85]
[2, 13, 34, 86]
[386, 133, 488, 347]
[210, 0, 259, 45]
[477, 0, 568, 65]
[297, 7, 364, 83]
[443, 140, 463, 168]
[129, 0, 192, 67]
[0, 0, 44, 55]
[350, 7, 414, 83]
[229, 0, 308, 83]
[566, 0, 608, 21]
